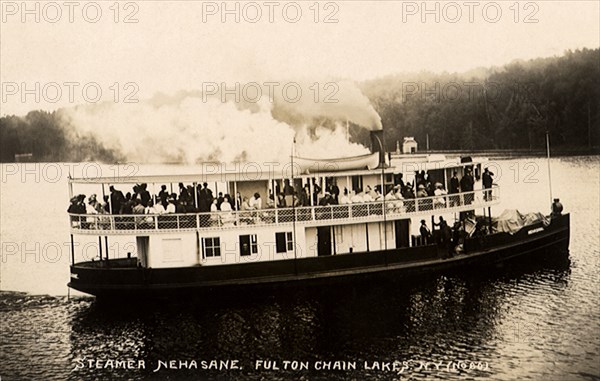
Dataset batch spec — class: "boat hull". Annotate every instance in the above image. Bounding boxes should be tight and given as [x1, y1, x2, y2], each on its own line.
[69, 214, 570, 298]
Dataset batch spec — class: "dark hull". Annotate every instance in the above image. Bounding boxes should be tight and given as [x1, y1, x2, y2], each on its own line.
[69, 215, 570, 299]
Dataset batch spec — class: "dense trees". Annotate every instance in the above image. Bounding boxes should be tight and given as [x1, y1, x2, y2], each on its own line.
[0, 110, 122, 162]
[362, 48, 599, 152]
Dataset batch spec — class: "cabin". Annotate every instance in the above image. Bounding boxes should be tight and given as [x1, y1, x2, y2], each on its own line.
[67, 136, 497, 272]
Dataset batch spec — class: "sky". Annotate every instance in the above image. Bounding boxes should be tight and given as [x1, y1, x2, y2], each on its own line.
[1, 0, 599, 116]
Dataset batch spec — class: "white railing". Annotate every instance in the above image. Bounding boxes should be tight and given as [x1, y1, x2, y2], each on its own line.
[69, 186, 500, 235]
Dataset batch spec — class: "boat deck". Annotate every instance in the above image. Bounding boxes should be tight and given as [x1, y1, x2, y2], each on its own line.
[69, 187, 500, 235]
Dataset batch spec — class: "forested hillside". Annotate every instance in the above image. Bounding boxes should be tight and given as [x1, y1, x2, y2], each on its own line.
[362, 48, 599, 152]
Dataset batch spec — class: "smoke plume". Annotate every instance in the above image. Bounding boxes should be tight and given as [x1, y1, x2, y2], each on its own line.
[60, 81, 380, 164]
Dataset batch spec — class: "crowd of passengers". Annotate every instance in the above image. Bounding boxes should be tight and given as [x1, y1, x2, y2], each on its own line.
[68, 167, 488, 216]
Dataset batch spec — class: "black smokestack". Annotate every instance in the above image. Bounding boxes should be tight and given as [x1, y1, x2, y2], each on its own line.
[370, 130, 386, 168]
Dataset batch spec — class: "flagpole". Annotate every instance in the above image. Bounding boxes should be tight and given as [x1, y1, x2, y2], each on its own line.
[546, 130, 553, 208]
[291, 135, 298, 275]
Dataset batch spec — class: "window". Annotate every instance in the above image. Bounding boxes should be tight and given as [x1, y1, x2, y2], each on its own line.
[276, 232, 294, 253]
[202, 237, 221, 258]
[239, 234, 258, 256]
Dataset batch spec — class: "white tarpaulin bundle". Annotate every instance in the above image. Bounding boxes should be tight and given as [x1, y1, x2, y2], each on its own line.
[493, 209, 550, 234]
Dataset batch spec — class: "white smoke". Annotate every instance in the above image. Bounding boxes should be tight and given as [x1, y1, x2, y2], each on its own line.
[60, 81, 379, 164]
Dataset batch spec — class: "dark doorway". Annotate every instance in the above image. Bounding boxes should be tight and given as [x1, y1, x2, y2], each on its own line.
[317, 226, 332, 256]
[395, 219, 410, 248]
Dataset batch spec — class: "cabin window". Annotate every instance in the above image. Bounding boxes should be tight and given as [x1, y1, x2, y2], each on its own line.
[239, 234, 258, 256]
[202, 237, 221, 258]
[275, 232, 294, 253]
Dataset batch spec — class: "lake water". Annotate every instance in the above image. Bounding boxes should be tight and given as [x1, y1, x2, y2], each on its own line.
[1, 156, 599, 380]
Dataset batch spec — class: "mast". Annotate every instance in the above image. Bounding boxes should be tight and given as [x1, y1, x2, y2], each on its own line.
[291, 135, 298, 275]
[546, 130, 553, 208]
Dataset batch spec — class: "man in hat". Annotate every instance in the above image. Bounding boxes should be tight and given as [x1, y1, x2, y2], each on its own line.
[109, 186, 125, 214]
[460, 168, 475, 205]
[482, 167, 494, 201]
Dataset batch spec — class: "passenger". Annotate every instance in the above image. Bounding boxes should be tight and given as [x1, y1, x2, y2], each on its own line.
[67, 196, 81, 214]
[420, 220, 431, 245]
[266, 192, 275, 208]
[234, 192, 242, 211]
[186, 185, 195, 205]
[145, 199, 156, 214]
[102, 195, 110, 214]
[152, 199, 166, 215]
[216, 192, 224, 210]
[87, 194, 102, 214]
[319, 192, 333, 206]
[139, 183, 151, 207]
[312, 179, 322, 204]
[210, 198, 218, 212]
[433, 184, 447, 208]
[326, 181, 340, 204]
[120, 192, 134, 214]
[132, 198, 145, 214]
[449, 171, 460, 194]
[397, 173, 406, 190]
[220, 195, 232, 212]
[176, 199, 186, 214]
[551, 198, 563, 217]
[339, 188, 351, 204]
[165, 197, 176, 214]
[241, 197, 252, 210]
[299, 185, 310, 207]
[179, 183, 190, 203]
[449, 171, 460, 207]
[363, 187, 374, 202]
[198, 182, 213, 212]
[373, 186, 383, 201]
[385, 187, 397, 201]
[249, 193, 262, 210]
[292, 190, 302, 207]
[185, 200, 199, 213]
[158, 185, 169, 208]
[460, 168, 475, 205]
[284, 179, 294, 206]
[482, 167, 494, 201]
[417, 184, 428, 198]
[276, 192, 286, 208]
[351, 189, 364, 203]
[109, 186, 125, 214]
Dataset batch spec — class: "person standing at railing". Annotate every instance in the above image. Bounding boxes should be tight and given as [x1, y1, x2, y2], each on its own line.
[460, 168, 475, 205]
[249, 193, 262, 210]
[433, 184, 448, 208]
[449, 171, 460, 207]
[482, 168, 494, 201]
[166, 197, 176, 214]
[109, 186, 125, 214]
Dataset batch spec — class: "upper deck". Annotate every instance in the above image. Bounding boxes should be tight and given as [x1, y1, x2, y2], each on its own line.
[69, 186, 500, 235]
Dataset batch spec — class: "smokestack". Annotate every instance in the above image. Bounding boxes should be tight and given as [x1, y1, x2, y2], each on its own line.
[370, 130, 386, 168]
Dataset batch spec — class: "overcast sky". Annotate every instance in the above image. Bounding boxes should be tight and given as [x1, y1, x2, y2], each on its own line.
[1, 0, 598, 115]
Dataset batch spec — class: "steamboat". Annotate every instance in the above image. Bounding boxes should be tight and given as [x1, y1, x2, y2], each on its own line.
[67, 131, 570, 298]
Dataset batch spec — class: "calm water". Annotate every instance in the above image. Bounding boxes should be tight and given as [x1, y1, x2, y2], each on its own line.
[1, 157, 599, 380]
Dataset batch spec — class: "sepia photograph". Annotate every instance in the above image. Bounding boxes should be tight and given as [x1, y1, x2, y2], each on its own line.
[0, 1, 599, 380]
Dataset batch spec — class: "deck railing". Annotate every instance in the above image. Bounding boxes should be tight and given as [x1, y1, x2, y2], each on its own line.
[69, 186, 500, 234]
